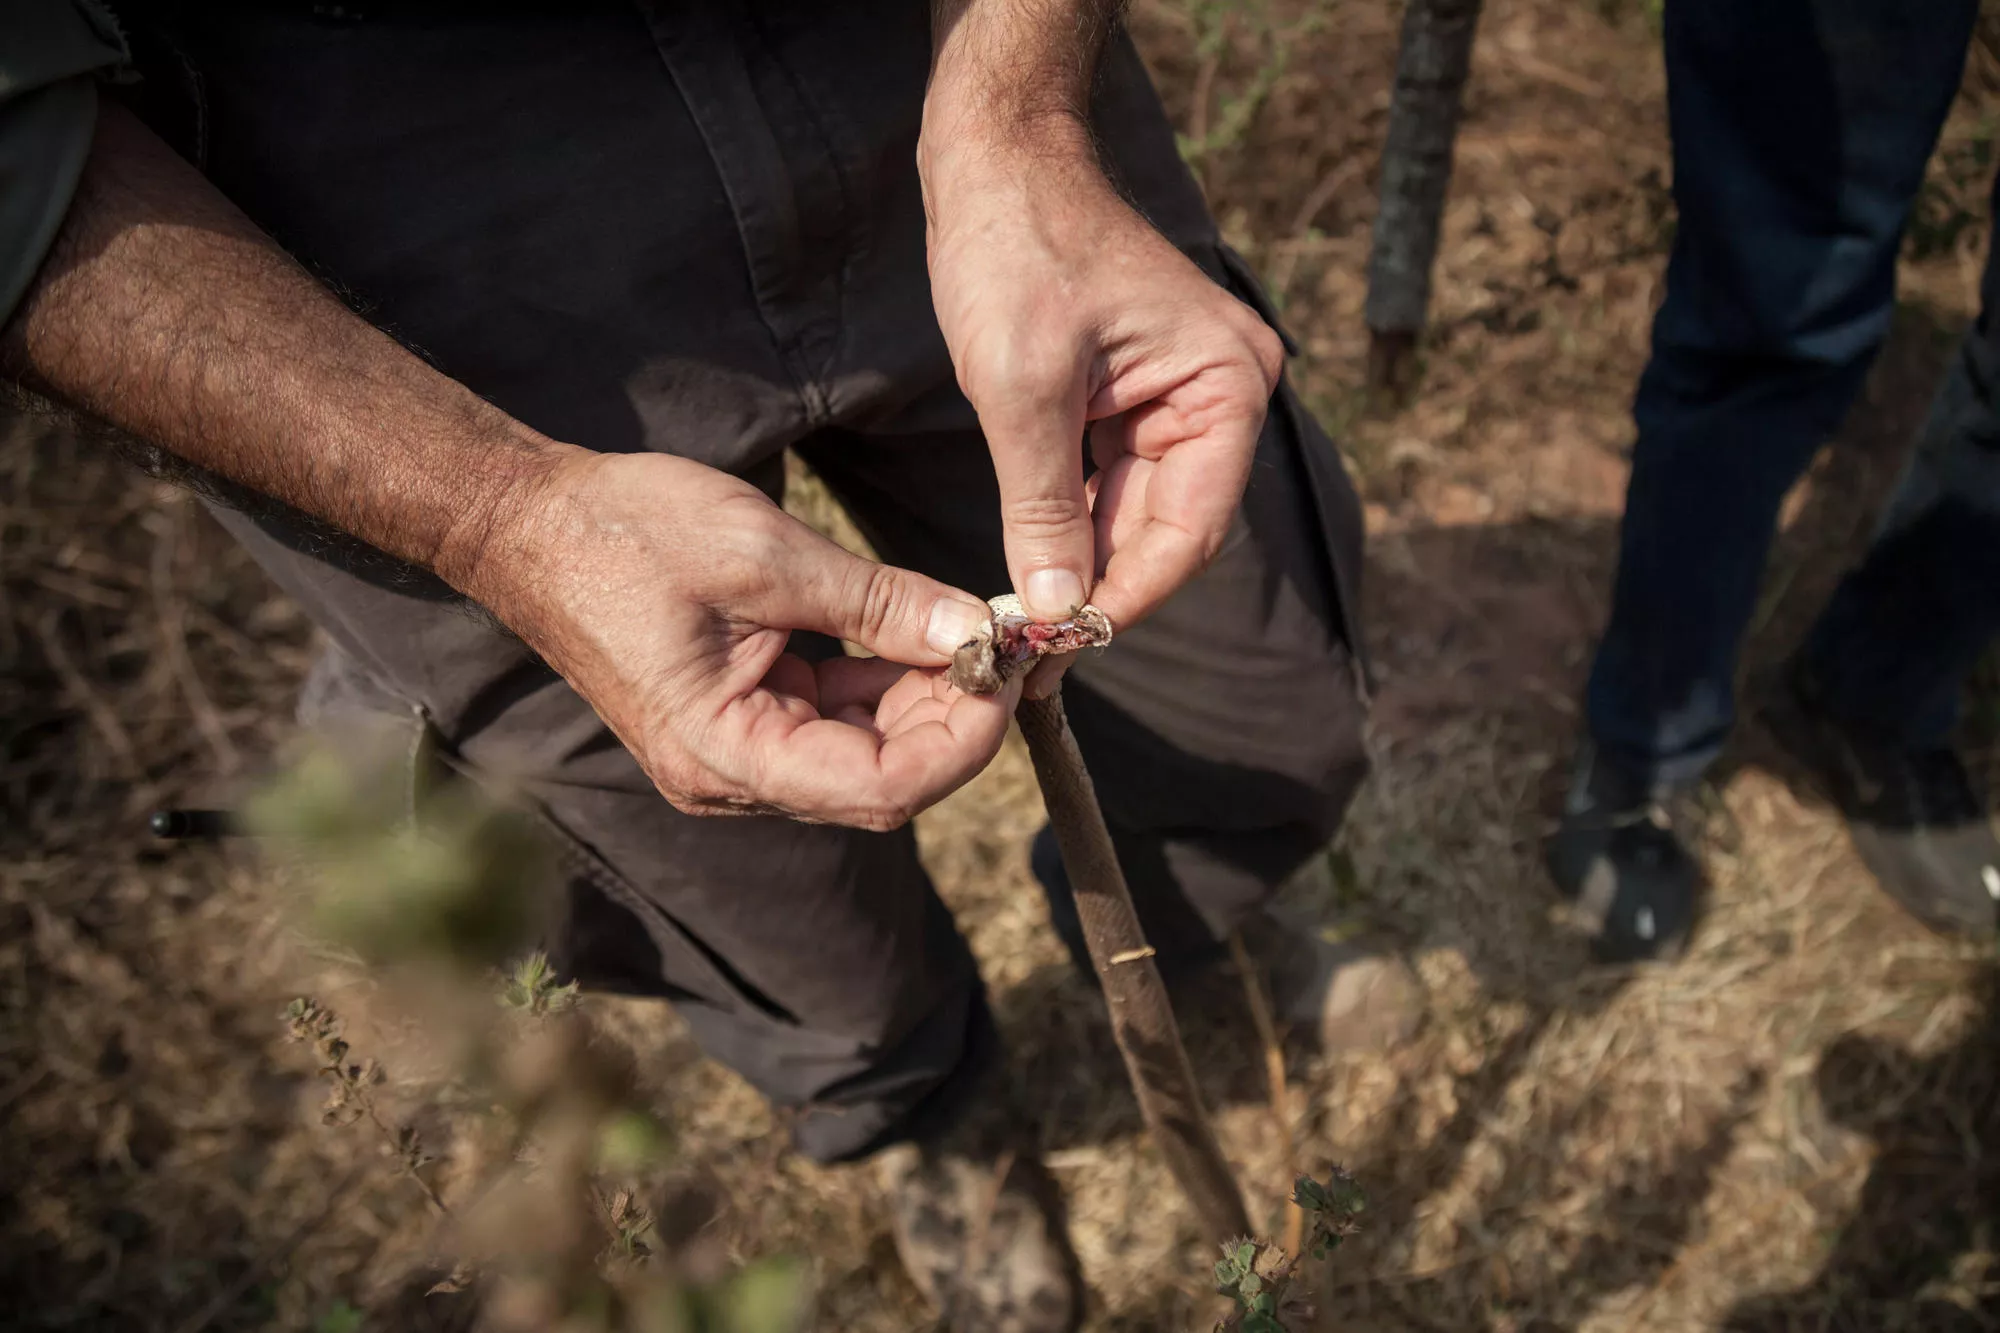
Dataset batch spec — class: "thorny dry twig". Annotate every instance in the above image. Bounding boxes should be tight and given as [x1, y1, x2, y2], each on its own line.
[284, 996, 449, 1217]
[1228, 931, 1304, 1259]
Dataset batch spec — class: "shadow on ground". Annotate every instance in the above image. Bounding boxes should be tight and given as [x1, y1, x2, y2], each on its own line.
[1721, 965, 2000, 1332]
[993, 300, 1996, 1331]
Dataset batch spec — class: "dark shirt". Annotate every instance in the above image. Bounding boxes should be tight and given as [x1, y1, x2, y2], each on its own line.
[0, 0, 128, 325]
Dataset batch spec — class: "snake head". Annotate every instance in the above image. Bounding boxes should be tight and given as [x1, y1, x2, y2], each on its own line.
[946, 593, 1114, 697]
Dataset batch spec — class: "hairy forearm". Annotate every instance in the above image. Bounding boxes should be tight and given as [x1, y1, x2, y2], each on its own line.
[921, 0, 1126, 173]
[0, 102, 579, 599]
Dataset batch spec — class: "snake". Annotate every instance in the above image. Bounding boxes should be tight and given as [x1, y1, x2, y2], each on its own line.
[942, 593, 1250, 1243]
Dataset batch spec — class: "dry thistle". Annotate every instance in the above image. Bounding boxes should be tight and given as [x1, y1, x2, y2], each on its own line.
[282, 995, 448, 1215]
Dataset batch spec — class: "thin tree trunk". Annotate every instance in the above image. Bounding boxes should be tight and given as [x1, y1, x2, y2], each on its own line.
[1365, 0, 1484, 404]
[1016, 692, 1252, 1245]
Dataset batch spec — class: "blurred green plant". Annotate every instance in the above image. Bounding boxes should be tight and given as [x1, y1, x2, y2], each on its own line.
[313, 1301, 365, 1333]
[1173, 0, 1327, 173]
[502, 951, 582, 1017]
[1213, 1169, 1366, 1332]
[259, 741, 806, 1333]
[246, 742, 549, 970]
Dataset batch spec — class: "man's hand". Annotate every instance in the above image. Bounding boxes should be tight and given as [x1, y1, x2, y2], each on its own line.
[474, 452, 1013, 830]
[5, 102, 1008, 830]
[921, 0, 1284, 675]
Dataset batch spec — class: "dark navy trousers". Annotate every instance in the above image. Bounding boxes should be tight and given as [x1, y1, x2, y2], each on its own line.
[1588, 0, 2000, 784]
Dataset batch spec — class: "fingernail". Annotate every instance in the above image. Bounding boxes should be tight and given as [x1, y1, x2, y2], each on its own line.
[927, 597, 989, 656]
[1024, 568, 1085, 619]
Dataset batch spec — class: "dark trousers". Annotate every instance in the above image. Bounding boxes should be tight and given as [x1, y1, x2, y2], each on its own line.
[124, 2, 1370, 1162]
[1588, 0, 2000, 787]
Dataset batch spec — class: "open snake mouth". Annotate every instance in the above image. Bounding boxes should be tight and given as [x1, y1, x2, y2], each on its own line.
[948, 593, 1114, 696]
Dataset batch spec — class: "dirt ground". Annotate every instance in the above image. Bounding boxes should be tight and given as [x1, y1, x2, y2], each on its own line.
[5, 1, 1998, 1329]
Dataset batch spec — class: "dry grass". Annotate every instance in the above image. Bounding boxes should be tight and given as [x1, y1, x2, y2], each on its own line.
[4, 0, 1998, 1329]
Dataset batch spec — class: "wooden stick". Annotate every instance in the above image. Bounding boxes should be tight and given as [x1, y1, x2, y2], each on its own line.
[1015, 690, 1252, 1244]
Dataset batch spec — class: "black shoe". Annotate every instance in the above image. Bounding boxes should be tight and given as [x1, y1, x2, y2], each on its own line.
[1546, 740, 1704, 962]
[1764, 660, 2000, 939]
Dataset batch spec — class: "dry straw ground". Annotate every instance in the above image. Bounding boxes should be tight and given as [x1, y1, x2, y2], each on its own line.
[4, 1, 1998, 1329]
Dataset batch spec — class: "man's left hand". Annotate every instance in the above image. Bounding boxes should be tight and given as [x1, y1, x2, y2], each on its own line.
[920, 112, 1281, 697]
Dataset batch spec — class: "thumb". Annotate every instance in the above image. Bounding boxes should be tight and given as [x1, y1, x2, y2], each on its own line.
[987, 404, 1096, 621]
[761, 526, 992, 667]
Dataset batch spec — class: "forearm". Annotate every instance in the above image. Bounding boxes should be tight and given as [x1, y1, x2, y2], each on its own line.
[0, 101, 579, 600]
[921, 0, 1126, 176]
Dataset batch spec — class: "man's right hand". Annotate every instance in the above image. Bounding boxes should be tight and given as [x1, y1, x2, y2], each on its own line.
[470, 451, 1015, 830]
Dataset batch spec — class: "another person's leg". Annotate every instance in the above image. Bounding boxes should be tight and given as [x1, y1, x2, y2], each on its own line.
[1772, 201, 2000, 936]
[1554, 0, 1978, 959]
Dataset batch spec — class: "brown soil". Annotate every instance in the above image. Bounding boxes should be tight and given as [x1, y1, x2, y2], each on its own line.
[5, 1, 1997, 1329]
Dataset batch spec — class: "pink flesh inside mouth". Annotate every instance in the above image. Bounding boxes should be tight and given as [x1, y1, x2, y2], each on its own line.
[947, 594, 1114, 697]
[993, 613, 1104, 670]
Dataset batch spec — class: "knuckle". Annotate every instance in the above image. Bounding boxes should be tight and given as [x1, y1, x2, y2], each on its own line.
[1011, 351, 1075, 403]
[967, 330, 1077, 408]
[854, 799, 914, 834]
[639, 736, 742, 818]
[708, 502, 794, 595]
[727, 503, 792, 566]
[645, 752, 709, 806]
[664, 793, 719, 818]
[1002, 492, 1089, 536]
[849, 562, 909, 646]
[1198, 523, 1231, 569]
[654, 773, 717, 818]
[1248, 323, 1286, 386]
[1210, 363, 1275, 436]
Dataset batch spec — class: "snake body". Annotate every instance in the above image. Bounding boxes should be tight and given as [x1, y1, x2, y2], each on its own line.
[946, 594, 1250, 1243]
